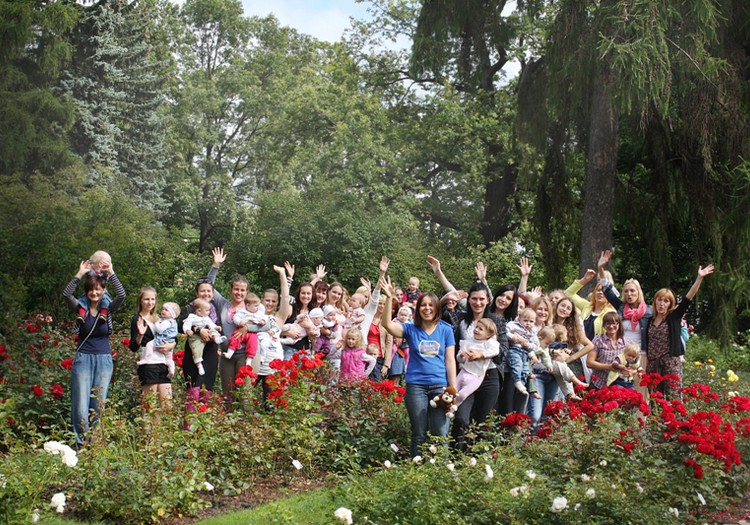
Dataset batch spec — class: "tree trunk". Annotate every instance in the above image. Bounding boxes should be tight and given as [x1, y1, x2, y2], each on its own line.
[480, 161, 518, 245]
[579, 63, 619, 283]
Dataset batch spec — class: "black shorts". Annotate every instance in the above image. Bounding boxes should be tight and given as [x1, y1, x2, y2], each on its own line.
[137, 364, 170, 385]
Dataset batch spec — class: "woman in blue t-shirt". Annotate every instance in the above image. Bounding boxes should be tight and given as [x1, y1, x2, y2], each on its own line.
[379, 276, 456, 458]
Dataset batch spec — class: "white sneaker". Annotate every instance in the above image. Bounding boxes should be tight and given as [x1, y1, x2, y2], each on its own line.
[224, 349, 235, 359]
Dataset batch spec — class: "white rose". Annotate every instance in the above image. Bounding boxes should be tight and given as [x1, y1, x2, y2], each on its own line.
[384, 460, 392, 468]
[599, 460, 607, 467]
[550, 496, 568, 513]
[412, 455, 423, 464]
[468, 457, 477, 467]
[446, 463, 455, 472]
[585, 488, 596, 499]
[484, 464, 494, 480]
[50, 492, 66, 513]
[428, 444, 438, 454]
[204, 481, 214, 491]
[668, 507, 679, 518]
[525, 470, 536, 480]
[334, 507, 353, 525]
[581, 474, 591, 482]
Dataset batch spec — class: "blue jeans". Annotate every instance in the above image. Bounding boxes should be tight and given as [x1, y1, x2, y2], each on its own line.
[404, 383, 450, 458]
[526, 371, 561, 430]
[507, 346, 530, 383]
[70, 352, 113, 444]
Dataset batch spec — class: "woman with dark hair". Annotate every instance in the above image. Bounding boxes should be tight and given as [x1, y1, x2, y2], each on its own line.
[63, 258, 125, 444]
[178, 248, 225, 417]
[311, 281, 329, 309]
[490, 284, 519, 322]
[426, 257, 509, 447]
[380, 275, 456, 458]
[282, 282, 315, 359]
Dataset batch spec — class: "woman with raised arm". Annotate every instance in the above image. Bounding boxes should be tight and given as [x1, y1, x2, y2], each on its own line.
[597, 249, 652, 394]
[564, 269, 616, 341]
[380, 274, 456, 458]
[63, 258, 125, 444]
[359, 257, 392, 380]
[178, 248, 227, 417]
[283, 281, 315, 359]
[644, 264, 714, 397]
[253, 264, 293, 405]
[428, 256, 511, 444]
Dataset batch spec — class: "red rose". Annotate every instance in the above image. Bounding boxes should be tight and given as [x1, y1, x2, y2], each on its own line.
[61, 359, 74, 370]
[198, 404, 209, 413]
[31, 385, 43, 397]
[121, 338, 130, 347]
[49, 384, 64, 399]
[42, 334, 51, 340]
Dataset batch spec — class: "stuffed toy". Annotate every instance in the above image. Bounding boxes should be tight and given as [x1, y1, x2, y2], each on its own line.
[430, 386, 458, 418]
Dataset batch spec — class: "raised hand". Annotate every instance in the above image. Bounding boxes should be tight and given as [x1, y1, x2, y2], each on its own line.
[475, 261, 488, 282]
[136, 315, 148, 336]
[360, 277, 371, 291]
[378, 275, 396, 297]
[273, 265, 286, 276]
[598, 250, 612, 270]
[582, 269, 596, 282]
[315, 264, 327, 279]
[379, 256, 390, 273]
[212, 247, 226, 267]
[76, 260, 92, 278]
[698, 264, 715, 278]
[284, 261, 295, 280]
[516, 257, 532, 277]
[529, 286, 544, 299]
[426, 255, 441, 274]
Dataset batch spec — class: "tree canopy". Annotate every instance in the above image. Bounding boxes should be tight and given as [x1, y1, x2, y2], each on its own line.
[0, 0, 748, 343]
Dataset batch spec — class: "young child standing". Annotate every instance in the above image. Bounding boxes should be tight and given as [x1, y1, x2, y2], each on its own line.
[339, 328, 377, 382]
[138, 302, 181, 378]
[389, 306, 413, 385]
[183, 298, 227, 376]
[455, 319, 500, 405]
[506, 308, 540, 395]
[607, 342, 643, 389]
[76, 250, 113, 326]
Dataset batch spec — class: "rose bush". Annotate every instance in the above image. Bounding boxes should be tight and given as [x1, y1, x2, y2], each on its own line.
[1, 319, 750, 523]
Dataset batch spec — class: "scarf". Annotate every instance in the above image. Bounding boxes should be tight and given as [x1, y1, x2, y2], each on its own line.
[622, 302, 646, 332]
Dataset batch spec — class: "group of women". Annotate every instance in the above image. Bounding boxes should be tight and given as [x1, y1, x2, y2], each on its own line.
[63, 247, 713, 454]
[375, 252, 713, 457]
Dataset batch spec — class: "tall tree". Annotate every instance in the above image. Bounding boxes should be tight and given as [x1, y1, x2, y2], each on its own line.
[166, 0, 320, 251]
[59, 0, 170, 209]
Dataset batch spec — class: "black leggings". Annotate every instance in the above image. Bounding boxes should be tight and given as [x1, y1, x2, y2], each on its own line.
[451, 368, 500, 451]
